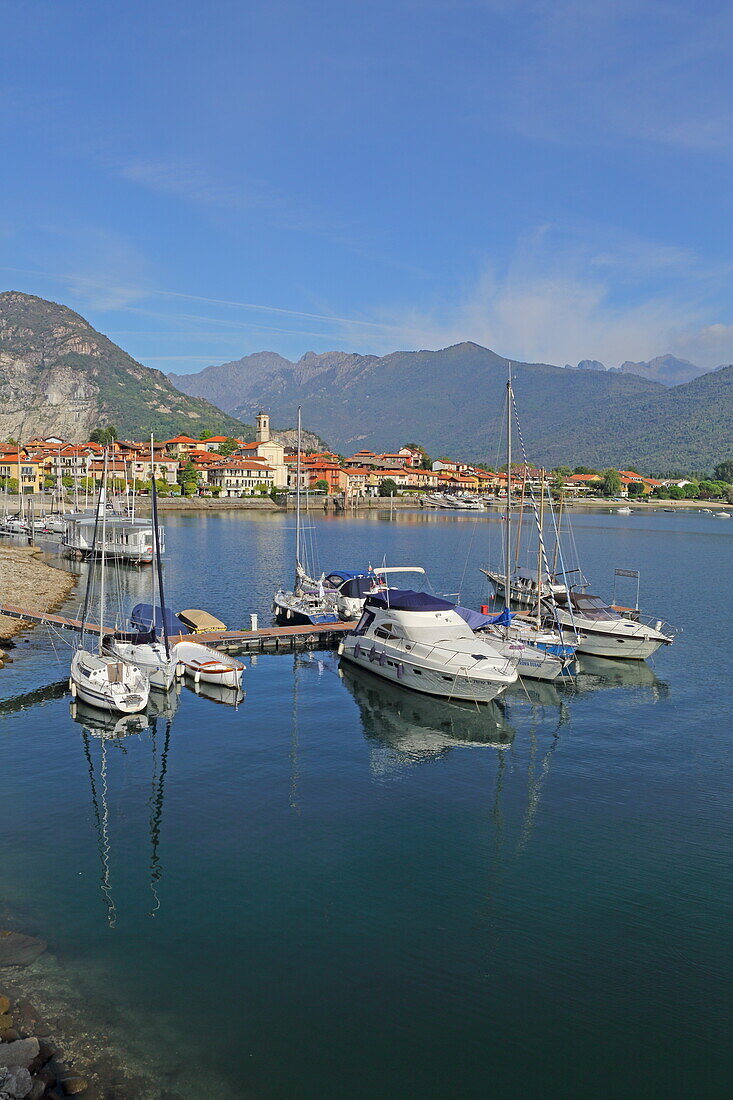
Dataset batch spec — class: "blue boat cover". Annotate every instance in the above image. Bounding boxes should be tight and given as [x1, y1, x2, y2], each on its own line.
[455, 605, 494, 630]
[365, 589, 455, 612]
[130, 603, 188, 636]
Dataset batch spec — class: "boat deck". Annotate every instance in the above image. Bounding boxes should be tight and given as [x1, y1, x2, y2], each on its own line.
[0, 602, 354, 653]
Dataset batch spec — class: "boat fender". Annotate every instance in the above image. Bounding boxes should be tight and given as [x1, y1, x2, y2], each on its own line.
[194, 669, 201, 684]
[176, 662, 185, 679]
[379, 652, 387, 666]
[337, 641, 344, 655]
[354, 642, 361, 658]
[397, 663, 404, 679]
[369, 646, 377, 663]
[69, 679, 77, 698]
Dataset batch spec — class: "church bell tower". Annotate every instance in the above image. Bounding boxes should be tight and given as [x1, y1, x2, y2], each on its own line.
[256, 411, 270, 443]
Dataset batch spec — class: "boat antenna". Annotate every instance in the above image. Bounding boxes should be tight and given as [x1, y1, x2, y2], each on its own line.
[151, 434, 170, 658]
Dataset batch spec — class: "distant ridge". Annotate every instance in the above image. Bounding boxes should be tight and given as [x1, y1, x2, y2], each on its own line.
[169, 342, 731, 472]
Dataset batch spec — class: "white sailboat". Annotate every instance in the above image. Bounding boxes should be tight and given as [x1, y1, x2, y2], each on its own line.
[102, 442, 182, 691]
[273, 406, 340, 626]
[480, 368, 576, 681]
[70, 451, 150, 715]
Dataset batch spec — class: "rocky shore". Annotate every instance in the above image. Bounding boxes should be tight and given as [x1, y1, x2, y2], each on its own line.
[0, 548, 77, 650]
[1, 932, 90, 1099]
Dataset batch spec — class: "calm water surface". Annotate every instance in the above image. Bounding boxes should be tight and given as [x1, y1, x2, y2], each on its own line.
[1, 508, 731, 1097]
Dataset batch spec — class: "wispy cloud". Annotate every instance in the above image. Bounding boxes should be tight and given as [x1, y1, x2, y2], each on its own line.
[345, 223, 733, 367]
[111, 154, 355, 243]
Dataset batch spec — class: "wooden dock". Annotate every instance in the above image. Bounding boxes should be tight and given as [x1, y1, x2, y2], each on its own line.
[0, 602, 353, 654]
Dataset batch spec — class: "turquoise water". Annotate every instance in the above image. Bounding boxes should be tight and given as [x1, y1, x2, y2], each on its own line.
[1, 509, 731, 1097]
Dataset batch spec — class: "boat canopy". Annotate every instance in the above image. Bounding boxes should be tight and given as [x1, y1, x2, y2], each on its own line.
[339, 576, 375, 598]
[365, 590, 455, 613]
[110, 627, 157, 645]
[131, 603, 188, 636]
[455, 605, 516, 630]
[325, 570, 363, 584]
[177, 608, 227, 632]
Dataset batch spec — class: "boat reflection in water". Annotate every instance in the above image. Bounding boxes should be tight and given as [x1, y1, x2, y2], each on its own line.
[184, 678, 245, 707]
[71, 688, 179, 925]
[339, 661, 515, 768]
[574, 654, 670, 701]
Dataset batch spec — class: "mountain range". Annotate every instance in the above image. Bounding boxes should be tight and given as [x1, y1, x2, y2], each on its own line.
[170, 344, 733, 473]
[1, 292, 729, 473]
[573, 354, 701, 386]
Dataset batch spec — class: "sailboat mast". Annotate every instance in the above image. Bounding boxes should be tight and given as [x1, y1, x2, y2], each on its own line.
[151, 434, 170, 658]
[98, 449, 108, 654]
[537, 468, 545, 629]
[504, 365, 512, 618]
[295, 405, 302, 580]
[149, 437, 156, 621]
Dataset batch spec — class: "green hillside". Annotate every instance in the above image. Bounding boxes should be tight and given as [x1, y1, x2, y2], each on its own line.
[0, 291, 253, 442]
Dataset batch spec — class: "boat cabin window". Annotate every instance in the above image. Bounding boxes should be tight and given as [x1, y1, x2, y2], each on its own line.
[354, 609, 375, 636]
[374, 623, 403, 640]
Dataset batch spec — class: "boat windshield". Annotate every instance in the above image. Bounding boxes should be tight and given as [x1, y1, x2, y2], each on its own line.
[571, 594, 621, 621]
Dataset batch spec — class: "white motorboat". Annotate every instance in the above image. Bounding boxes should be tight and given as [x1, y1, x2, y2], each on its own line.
[339, 589, 518, 702]
[549, 590, 675, 659]
[715, 511, 731, 518]
[173, 640, 244, 688]
[617, 506, 632, 515]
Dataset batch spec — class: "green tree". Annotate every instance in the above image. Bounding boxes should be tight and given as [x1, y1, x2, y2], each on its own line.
[627, 482, 644, 497]
[90, 424, 118, 446]
[713, 459, 733, 483]
[218, 438, 240, 456]
[379, 478, 399, 497]
[177, 461, 199, 496]
[314, 479, 329, 493]
[601, 469, 622, 496]
[555, 466, 572, 477]
[573, 465, 598, 475]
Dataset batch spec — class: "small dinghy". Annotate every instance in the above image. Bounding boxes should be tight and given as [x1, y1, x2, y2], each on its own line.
[173, 640, 244, 688]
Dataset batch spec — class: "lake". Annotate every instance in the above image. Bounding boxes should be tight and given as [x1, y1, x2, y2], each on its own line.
[1, 507, 731, 1097]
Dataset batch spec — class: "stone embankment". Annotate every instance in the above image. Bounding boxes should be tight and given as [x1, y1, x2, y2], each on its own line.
[0, 547, 76, 650]
[1, 932, 89, 1099]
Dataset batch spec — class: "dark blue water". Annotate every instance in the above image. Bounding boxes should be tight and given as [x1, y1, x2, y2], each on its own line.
[1, 508, 731, 1097]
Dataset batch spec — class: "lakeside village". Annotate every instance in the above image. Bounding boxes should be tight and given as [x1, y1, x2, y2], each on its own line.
[2, 412, 732, 504]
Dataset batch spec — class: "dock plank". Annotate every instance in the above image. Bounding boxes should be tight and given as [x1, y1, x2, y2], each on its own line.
[0, 602, 354, 652]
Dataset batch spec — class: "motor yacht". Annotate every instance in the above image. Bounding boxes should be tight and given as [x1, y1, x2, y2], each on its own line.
[339, 590, 518, 702]
[548, 590, 675, 659]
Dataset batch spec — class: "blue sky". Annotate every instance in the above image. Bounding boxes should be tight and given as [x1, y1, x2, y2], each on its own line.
[1, 0, 732, 372]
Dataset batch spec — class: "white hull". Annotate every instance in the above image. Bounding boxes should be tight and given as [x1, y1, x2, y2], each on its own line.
[486, 636, 570, 681]
[70, 650, 149, 714]
[554, 609, 670, 659]
[103, 639, 180, 691]
[340, 639, 513, 702]
[173, 640, 244, 688]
